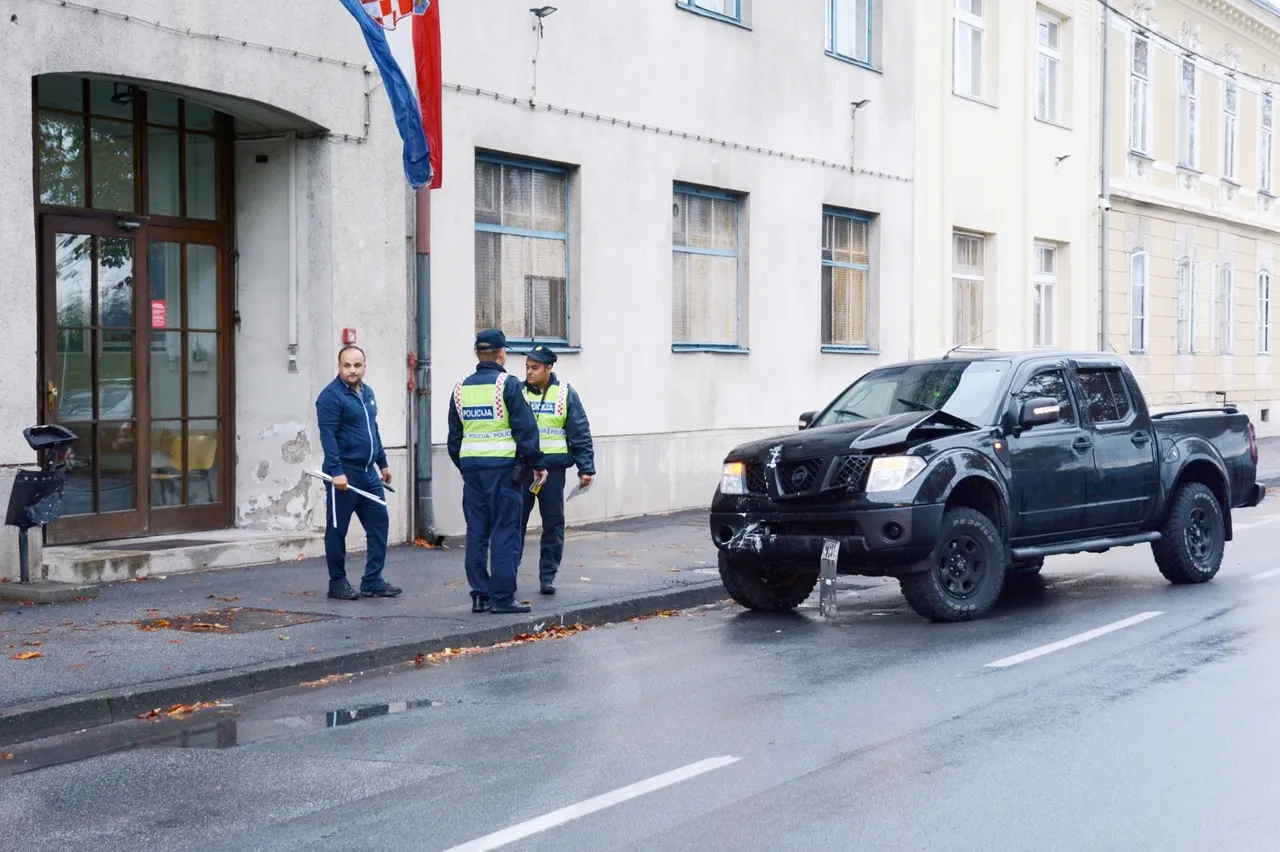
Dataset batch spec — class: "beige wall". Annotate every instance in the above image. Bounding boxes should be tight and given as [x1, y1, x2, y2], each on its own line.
[1104, 0, 1280, 433]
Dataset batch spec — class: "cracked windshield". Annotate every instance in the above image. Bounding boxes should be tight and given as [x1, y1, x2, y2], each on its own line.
[815, 359, 1011, 427]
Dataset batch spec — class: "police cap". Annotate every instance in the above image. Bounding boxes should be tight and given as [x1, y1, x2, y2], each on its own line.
[474, 328, 507, 352]
[525, 344, 557, 365]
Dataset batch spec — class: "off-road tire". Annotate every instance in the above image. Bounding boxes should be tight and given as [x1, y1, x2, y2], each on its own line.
[899, 507, 1006, 622]
[1152, 481, 1225, 584]
[718, 553, 819, 612]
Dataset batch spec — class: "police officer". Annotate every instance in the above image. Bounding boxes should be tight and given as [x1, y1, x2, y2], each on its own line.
[520, 345, 595, 595]
[447, 329, 547, 614]
[316, 345, 400, 600]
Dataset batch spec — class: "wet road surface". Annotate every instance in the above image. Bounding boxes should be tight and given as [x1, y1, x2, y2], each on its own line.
[5, 503, 1280, 851]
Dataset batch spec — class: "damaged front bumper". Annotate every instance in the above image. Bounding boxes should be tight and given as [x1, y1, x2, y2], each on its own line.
[709, 497, 945, 576]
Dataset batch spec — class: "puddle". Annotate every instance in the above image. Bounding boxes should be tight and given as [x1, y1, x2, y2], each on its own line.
[0, 699, 442, 777]
[135, 606, 338, 634]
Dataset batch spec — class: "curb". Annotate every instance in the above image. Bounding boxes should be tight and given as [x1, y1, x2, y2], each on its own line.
[0, 581, 729, 747]
[1260, 474, 1280, 489]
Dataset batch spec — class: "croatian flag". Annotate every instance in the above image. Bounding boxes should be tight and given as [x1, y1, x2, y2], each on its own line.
[338, 0, 436, 188]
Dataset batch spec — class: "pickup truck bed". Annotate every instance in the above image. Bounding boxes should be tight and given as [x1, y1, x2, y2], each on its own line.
[710, 352, 1264, 622]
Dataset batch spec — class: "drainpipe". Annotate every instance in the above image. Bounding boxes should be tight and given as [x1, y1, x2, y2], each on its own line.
[1099, 4, 1112, 352]
[287, 130, 300, 372]
[413, 185, 439, 542]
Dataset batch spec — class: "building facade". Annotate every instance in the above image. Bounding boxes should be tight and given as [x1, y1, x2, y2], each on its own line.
[1, 0, 416, 576]
[911, 0, 1101, 361]
[416, 0, 918, 534]
[1103, 0, 1280, 433]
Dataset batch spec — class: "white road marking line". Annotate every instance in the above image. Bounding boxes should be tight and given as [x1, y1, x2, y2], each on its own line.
[442, 756, 741, 852]
[984, 611, 1164, 669]
[1248, 567, 1280, 581]
[1231, 515, 1280, 530]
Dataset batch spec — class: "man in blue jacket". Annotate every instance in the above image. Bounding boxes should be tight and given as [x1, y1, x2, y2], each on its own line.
[316, 345, 400, 600]
[447, 329, 546, 614]
[520, 345, 595, 595]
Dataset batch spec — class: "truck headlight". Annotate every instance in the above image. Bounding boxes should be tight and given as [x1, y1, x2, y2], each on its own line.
[866, 456, 926, 493]
[720, 461, 747, 495]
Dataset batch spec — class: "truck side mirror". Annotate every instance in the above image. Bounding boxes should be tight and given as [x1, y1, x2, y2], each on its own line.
[1019, 396, 1061, 429]
[798, 411, 816, 430]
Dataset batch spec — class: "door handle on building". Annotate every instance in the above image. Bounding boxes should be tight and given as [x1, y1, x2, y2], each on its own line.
[46, 381, 58, 412]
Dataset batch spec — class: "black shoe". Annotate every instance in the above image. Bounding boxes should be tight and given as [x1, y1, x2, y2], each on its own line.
[472, 597, 489, 613]
[328, 582, 360, 601]
[488, 601, 532, 614]
[540, 581, 556, 595]
[361, 583, 403, 598]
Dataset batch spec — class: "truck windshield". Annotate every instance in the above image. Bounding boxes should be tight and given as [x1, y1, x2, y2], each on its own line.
[815, 360, 1012, 427]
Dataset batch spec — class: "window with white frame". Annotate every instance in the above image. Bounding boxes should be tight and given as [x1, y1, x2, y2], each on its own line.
[827, 0, 872, 65]
[1218, 264, 1235, 354]
[1176, 257, 1194, 353]
[953, 231, 985, 346]
[1129, 32, 1151, 154]
[1130, 250, 1149, 353]
[1222, 79, 1239, 181]
[672, 186, 740, 347]
[822, 209, 873, 348]
[953, 0, 986, 99]
[1263, 94, 1275, 194]
[679, 0, 740, 22]
[474, 157, 569, 343]
[1178, 57, 1198, 168]
[1259, 270, 1272, 354]
[1033, 242, 1056, 347]
[1036, 11, 1063, 123]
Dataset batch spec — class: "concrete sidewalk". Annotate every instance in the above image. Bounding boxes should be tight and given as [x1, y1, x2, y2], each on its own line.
[0, 511, 725, 745]
[1257, 436, 1280, 487]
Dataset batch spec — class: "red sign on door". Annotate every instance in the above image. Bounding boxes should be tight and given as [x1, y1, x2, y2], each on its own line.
[151, 300, 166, 329]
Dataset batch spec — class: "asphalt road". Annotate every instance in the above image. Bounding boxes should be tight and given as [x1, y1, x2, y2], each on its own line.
[6, 502, 1280, 851]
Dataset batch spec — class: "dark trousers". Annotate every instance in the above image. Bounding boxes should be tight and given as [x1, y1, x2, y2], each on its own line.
[520, 467, 566, 583]
[324, 467, 389, 591]
[462, 467, 524, 607]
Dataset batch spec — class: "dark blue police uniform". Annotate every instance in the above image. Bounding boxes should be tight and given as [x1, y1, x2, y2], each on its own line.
[446, 329, 545, 614]
[520, 345, 595, 594]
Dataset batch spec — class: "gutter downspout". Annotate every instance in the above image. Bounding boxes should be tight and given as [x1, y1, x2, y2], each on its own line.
[287, 130, 300, 372]
[414, 185, 440, 543]
[1099, 3, 1112, 352]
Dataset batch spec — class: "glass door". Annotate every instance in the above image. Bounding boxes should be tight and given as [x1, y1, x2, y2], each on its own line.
[147, 232, 227, 535]
[41, 215, 150, 544]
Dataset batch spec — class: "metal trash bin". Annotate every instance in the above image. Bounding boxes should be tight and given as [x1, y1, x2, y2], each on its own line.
[4, 425, 78, 584]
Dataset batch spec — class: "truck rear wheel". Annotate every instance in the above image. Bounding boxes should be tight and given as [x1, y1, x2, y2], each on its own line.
[718, 553, 818, 612]
[1152, 481, 1225, 584]
[899, 507, 1006, 622]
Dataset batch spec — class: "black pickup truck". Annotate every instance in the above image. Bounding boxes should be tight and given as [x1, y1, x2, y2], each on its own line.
[710, 352, 1265, 622]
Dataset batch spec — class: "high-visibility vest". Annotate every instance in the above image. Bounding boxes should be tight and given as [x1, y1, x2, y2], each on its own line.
[524, 382, 569, 456]
[454, 372, 517, 459]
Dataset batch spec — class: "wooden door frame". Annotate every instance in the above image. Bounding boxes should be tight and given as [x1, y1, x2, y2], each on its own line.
[39, 213, 152, 544]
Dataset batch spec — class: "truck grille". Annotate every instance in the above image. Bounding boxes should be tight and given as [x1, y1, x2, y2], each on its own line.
[745, 463, 769, 495]
[777, 459, 824, 495]
[830, 454, 872, 491]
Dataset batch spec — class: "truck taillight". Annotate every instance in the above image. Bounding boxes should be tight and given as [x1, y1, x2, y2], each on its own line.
[1248, 422, 1259, 466]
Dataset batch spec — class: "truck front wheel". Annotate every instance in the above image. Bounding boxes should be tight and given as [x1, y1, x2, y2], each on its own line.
[1152, 481, 1225, 584]
[899, 507, 1006, 622]
[718, 553, 818, 612]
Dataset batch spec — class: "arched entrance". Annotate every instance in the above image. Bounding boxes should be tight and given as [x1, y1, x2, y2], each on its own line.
[34, 74, 234, 544]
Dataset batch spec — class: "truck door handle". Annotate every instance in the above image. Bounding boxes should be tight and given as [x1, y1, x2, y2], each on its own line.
[1073, 436, 1093, 453]
[1131, 432, 1150, 446]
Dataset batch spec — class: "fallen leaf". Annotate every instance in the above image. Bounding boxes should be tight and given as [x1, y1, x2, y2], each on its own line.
[307, 646, 317, 652]
[67, 663, 88, 669]
[300, 673, 356, 688]
[21, 641, 43, 647]
[185, 622, 229, 632]
[279, 635, 289, 641]
[296, 554, 305, 561]
[12, 651, 43, 660]
[0, 753, 12, 760]
[413, 652, 426, 668]
[169, 640, 181, 645]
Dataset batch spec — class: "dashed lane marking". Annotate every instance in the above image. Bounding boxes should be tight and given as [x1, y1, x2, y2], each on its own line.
[984, 611, 1164, 669]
